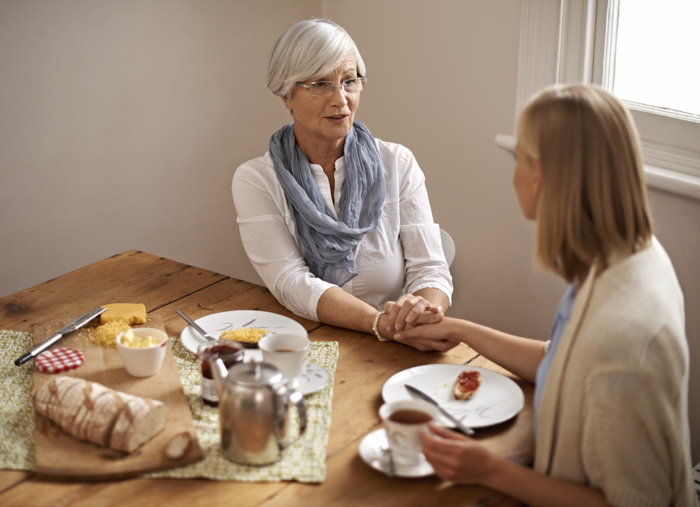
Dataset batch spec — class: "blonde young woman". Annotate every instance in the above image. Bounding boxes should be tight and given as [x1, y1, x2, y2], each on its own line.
[393, 85, 698, 506]
[233, 19, 455, 351]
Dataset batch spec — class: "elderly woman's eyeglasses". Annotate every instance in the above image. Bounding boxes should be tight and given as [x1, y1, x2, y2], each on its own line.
[296, 77, 367, 97]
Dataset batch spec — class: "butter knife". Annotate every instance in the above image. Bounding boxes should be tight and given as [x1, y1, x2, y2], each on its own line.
[176, 310, 215, 341]
[14, 307, 107, 366]
[405, 384, 474, 435]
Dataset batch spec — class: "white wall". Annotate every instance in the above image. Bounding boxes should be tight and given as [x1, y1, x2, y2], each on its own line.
[326, 0, 565, 339]
[0, 0, 317, 294]
[2, 0, 699, 462]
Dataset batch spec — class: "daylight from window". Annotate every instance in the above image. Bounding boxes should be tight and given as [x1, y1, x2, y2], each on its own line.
[613, 0, 700, 117]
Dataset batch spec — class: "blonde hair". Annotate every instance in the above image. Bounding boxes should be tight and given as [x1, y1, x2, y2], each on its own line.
[267, 19, 366, 99]
[516, 84, 652, 284]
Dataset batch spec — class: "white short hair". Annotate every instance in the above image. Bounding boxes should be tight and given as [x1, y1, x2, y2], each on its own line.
[267, 19, 366, 99]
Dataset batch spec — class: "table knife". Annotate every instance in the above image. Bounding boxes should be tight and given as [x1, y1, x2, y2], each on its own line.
[405, 384, 474, 435]
[176, 310, 215, 341]
[14, 307, 107, 366]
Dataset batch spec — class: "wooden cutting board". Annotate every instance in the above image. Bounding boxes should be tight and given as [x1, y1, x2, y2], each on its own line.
[32, 314, 203, 479]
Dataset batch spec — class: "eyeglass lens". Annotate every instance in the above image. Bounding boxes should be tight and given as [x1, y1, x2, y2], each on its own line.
[309, 79, 364, 96]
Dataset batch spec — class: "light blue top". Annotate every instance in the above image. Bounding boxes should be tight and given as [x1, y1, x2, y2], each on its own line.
[533, 282, 577, 440]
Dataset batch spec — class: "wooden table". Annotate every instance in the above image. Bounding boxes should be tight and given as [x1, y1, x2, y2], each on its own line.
[0, 250, 534, 507]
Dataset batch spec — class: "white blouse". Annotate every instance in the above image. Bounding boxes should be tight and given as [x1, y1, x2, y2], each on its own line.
[232, 138, 453, 321]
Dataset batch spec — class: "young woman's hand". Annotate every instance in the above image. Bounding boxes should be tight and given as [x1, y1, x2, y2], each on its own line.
[421, 423, 498, 484]
[378, 310, 461, 352]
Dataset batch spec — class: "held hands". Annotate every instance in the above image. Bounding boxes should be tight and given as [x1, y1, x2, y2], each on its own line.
[384, 294, 443, 331]
[382, 296, 458, 352]
[421, 423, 497, 484]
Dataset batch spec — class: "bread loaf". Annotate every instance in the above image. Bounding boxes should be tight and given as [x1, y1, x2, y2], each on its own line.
[109, 396, 166, 453]
[33, 378, 165, 453]
[165, 432, 192, 460]
[70, 381, 111, 441]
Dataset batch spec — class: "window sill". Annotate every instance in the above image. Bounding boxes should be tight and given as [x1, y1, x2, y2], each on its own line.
[495, 134, 700, 201]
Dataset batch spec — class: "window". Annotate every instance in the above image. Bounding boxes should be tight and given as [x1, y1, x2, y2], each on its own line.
[498, 0, 700, 200]
[610, 0, 700, 117]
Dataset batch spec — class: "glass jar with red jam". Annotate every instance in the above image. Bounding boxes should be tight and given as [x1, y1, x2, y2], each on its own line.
[196, 340, 244, 407]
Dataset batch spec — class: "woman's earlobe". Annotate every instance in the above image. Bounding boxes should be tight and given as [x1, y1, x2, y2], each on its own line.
[531, 158, 544, 196]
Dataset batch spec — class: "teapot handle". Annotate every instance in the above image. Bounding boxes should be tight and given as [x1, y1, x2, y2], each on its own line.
[289, 390, 307, 438]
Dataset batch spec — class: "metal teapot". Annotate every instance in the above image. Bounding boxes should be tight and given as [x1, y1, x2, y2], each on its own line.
[210, 358, 307, 465]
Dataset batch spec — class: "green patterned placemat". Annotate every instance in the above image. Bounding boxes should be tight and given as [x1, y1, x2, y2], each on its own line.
[0, 331, 35, 471]
[0, 330, 337, 483]
[151, 337, 337, 482]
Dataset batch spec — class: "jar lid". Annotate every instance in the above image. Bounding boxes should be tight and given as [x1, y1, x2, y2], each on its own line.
[227, 361, 284, 387]
[36, 347, 84, 373]
[196, 339, 244, 358]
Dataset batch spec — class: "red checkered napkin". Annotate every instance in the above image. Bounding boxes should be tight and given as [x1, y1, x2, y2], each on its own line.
[35, 348, 84, 373]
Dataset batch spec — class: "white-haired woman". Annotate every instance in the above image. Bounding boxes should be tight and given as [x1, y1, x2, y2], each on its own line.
[232, 19, 455, 350]
[394, 85, 698, 506]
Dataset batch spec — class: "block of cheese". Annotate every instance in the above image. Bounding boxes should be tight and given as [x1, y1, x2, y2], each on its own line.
[101, 303, 147, 325]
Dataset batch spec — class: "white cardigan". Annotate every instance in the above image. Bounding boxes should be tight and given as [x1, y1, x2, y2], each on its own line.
[535, 238, 698, 507]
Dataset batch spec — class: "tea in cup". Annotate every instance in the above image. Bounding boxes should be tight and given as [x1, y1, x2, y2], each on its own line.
[259, 333, 309, 389]
[379, 399, 438, 465]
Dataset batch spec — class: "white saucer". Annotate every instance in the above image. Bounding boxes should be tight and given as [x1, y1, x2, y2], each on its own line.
[296, 362, 329, 396]
[243, 350, 329, 396]
[359, 429, 434, 478]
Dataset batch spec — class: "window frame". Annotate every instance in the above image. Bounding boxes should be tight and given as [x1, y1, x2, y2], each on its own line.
[496, 0, 700, 200]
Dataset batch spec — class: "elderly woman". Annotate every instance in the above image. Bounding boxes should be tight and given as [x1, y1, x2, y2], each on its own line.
[232, 19, 455, 351]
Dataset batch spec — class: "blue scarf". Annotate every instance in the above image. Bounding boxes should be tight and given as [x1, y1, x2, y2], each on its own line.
[269, 120, 385, 287]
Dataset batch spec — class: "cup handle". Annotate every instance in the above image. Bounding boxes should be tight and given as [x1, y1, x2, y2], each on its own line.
[289, 390, 307, 438]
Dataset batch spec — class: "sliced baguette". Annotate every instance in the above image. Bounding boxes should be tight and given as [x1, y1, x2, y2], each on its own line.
[84, 390, 134, 446]
[33, 378, 166, 453]
[54, 379, 91, 433]
[71, 381, 111, 441]
[33, 379, 56, 418]
[46, 377, 83, 422]
[109, 397, 166, 453]
[34, 377, 81, 420]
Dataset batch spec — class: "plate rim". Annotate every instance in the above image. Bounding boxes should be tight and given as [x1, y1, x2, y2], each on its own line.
[381, 364, 525, 429]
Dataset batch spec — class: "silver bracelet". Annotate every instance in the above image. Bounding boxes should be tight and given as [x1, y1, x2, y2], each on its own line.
[372, 310, 389, 342]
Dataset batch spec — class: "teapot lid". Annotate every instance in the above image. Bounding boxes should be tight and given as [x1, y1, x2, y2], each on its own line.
[226, 361, 285, 387]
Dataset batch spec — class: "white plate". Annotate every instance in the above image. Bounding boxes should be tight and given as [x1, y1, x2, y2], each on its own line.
[359, 429, 434, 478]
[382, 364, 524, 429]
[179, 310, 307, 353]
[179, 311, 326, 396]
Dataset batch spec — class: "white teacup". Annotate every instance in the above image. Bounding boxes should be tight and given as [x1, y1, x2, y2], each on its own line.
[379, 399, 439, 466]
[259, 333, 309, 388]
